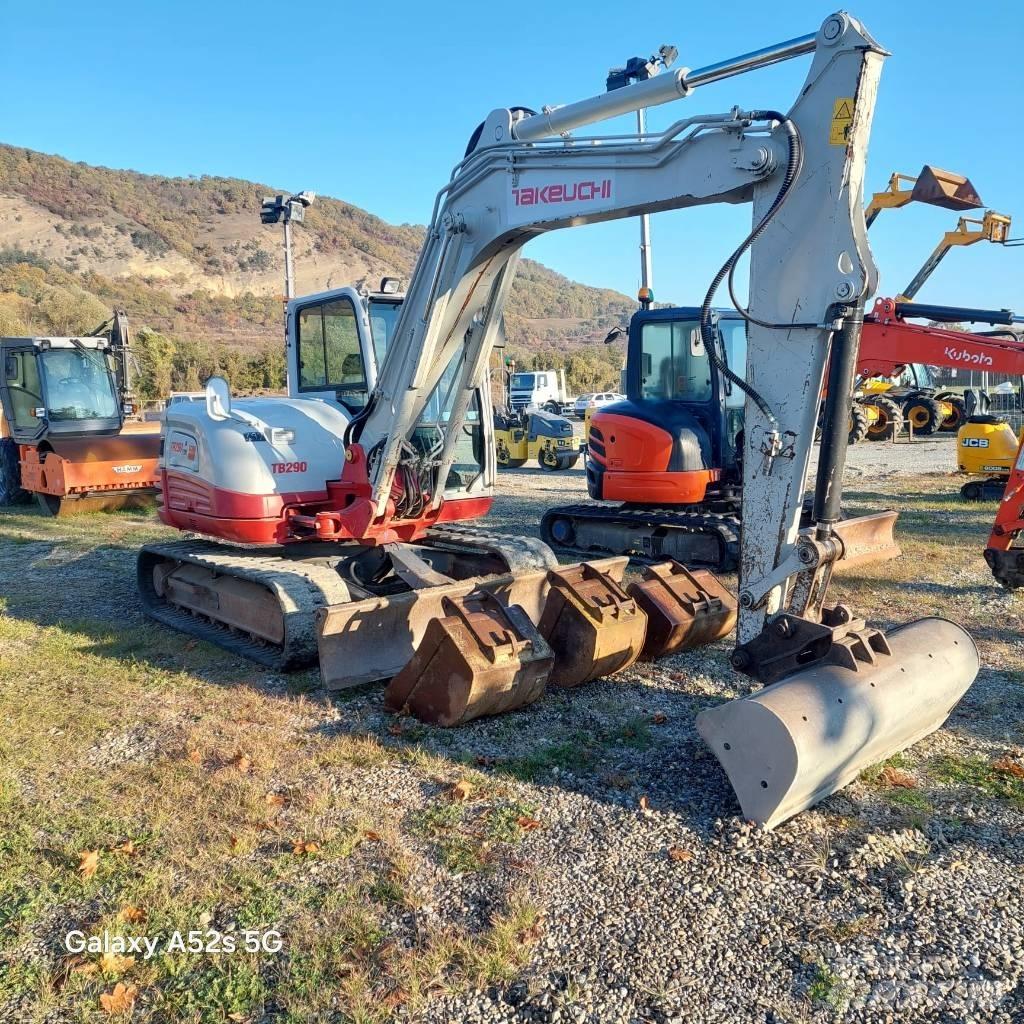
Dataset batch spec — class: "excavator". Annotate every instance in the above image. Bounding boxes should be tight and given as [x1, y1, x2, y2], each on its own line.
[136, 13, 978, 829]
[0, 311, 160, 515]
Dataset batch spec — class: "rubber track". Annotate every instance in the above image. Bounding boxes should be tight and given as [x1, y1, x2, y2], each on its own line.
[539, 504, 741, 572]
[138, 529, 560, 672]
[137, 540, 353, 671]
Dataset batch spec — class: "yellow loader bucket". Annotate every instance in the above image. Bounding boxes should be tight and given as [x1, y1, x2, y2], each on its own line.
[909, 165, 984, 212]
[696, 617, 978, 829]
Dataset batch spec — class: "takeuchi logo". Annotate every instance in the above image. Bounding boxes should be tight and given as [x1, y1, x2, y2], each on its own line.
[944, 345, 993, 367]
[512, 179, 612, 207]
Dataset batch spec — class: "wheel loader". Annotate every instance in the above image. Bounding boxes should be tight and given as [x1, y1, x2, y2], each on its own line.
[137, 13, 977, 829]
[0, 311, 160, 516]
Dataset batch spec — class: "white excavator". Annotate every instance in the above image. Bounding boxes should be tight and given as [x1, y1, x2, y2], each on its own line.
[138, 12, 978, 829]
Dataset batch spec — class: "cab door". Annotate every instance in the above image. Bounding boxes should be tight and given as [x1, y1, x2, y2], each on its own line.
[285, 287, 378, 415]
[0, 343, 47, 443]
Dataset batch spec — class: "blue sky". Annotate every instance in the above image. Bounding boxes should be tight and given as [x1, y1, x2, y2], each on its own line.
[7, 0, 1022, 310]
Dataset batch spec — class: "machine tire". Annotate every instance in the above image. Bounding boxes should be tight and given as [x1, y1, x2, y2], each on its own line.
[960, 480, 984, 501]
[0, 437, 28, 506]
[539, 447, 561, 471]
[35, 492, 65, 517]
[847, 403, 870, 445]
[939, 395, 969, 432]
[903, 395, 943, 436]
[861, 395, 903, 441]
[544, 401, 560, 414]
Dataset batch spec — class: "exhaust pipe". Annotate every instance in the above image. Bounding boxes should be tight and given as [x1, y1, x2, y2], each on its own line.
[696, 617, 979, 829]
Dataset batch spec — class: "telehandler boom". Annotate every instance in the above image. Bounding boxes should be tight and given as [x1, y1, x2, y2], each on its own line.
[139, 13, 978, 828]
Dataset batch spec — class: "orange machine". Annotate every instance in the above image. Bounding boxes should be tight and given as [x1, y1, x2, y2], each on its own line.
[0, 312, 160, 516]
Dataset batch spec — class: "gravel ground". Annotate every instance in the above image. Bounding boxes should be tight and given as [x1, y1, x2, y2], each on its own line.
[2, 431, 1022, 1023]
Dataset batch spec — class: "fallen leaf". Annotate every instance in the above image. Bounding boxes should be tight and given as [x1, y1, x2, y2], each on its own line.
[111, 840, 138, 857]
[228, 835, 239, 849]
[99, 982, 137, 1015]
[228, 1014, 247, 1023]
[72, 960, 99, 976]
[187, 749, 203, 765]
[265, 793, 288, 808]
[652, 712, 668, 725]
[99, 952, 135, 975]
[994, 756, 1024, 779]
[292, 840, 320, 856]
[667, 846, 694, 862]
[363, 830, 382, 842]
[638, 795, 651, 811]
[228, 752, 252, 773]
[449, 780, 474, 802]
[118, 906, 146, 925]
[475, 754, 496, 767]
[880, 766, 917, 789]
[516, 816, 542, 831]
[78, 850, 101, 879]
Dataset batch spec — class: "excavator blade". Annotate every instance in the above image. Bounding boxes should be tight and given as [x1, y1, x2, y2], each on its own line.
[626, 561, 737, 660]
[537, 563, 647, 687]
[909, 165, 984, 213]
[384, 593, 553, 726]
[696, 617, 979, 830]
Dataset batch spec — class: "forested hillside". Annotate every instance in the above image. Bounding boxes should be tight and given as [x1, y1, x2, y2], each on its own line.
[0, 145, 631, 396]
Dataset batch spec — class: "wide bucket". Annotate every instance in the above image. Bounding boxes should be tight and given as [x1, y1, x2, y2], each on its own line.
[696, 617, 979, 829]
[909, 165, 984, 212]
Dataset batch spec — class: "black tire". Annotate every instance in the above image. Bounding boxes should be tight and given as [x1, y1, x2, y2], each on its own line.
[847, 403, 870, 445]
[544, 401, 560, 414]
[35, 492, 64, 517]
[903, 395, 943, 436]
[0, 437, 28, 505]
[939, 396, 969, 432]
[861, 395, 903, 441]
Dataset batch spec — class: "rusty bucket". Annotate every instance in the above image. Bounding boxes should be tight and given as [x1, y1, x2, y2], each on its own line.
[626, 560, 737, 660]
[384, 592, 552, 726]
[909, 165, 984, 212]
[537, 563, 646, 687]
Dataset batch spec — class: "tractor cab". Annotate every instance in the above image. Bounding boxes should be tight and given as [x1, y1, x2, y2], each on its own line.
[0, 336, 124, 443]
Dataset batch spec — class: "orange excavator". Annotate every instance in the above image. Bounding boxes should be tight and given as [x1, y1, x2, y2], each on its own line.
[0, 311, 160, 515]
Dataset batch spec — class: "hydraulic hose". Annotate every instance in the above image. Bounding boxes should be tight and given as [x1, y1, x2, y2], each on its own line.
[699, 110, 805, 430]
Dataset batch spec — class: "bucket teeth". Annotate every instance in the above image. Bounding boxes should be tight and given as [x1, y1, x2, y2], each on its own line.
[538, 563, 646, 687]
[384, 592, 552, 727]
[626, 560, 737, 660]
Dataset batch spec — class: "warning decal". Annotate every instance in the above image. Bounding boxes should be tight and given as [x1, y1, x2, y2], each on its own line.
[829, 97, 854, 145]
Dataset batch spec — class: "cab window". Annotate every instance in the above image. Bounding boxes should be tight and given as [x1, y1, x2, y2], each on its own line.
[368, 299, 401, 366]
[640, 321, 712, 401]
[296, 297, 366, 404]
[719, 320, 747, 409]
[4, 351, 43, 430]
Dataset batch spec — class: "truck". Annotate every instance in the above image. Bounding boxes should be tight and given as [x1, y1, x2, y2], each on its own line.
[508, 367, 572, 413]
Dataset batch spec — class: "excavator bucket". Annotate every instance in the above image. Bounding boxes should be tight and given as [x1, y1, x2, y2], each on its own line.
[626, 561, 737, 660]
[384, 592, 553, 726]
[696, 617, 979, 829]
[537, 563, 646, 687]
[909, 165, 984, 213]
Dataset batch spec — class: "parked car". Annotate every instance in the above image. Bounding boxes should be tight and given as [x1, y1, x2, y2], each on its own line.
[573, 393, 596, 417]
[584, 392, 626, 414]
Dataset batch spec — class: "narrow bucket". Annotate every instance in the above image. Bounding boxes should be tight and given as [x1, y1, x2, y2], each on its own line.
[384, 593, 553, 726]
[696, 617, 979, 829]
[537, 563, 647, 687]
[627, 561, 737, 660]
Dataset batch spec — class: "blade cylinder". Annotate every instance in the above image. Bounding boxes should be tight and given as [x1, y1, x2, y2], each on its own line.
[696, 616, 979, 829]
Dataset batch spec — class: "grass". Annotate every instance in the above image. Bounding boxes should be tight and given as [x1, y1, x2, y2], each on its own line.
[807, 961, 852, 1012]
[930, 754, 1024, 808]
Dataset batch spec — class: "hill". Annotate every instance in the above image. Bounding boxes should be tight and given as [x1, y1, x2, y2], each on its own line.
[0, 145, 631, 396]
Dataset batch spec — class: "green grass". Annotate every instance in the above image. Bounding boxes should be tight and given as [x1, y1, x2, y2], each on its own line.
[807, 962, 851, 1012]
[930, 754, 1024, 808]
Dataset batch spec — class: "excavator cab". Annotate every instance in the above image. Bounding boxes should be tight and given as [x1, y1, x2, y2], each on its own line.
[586, 307, 745, 507]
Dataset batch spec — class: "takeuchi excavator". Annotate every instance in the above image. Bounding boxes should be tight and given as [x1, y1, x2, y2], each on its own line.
[136, 13, 978, 829]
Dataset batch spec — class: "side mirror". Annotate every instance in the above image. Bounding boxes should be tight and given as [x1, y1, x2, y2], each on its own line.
[205, 375, 232, 422]
[604, 327, 624, 345]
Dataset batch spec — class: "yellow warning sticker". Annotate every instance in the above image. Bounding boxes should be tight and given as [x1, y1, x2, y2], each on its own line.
[829, 97, 854, 145]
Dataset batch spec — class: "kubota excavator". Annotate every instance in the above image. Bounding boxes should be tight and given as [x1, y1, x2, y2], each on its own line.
[136, 13, 978, 829]
[0, 311, 160, 515]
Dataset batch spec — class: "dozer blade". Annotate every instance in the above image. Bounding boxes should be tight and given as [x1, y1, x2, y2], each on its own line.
[384, 593, 553, 726]
[909, 165, 984, 212]
[626, 560, 737, 660]
[696, 617, 979, 830]
[823, 509, 901, 570]
[537, 563, 646, 687]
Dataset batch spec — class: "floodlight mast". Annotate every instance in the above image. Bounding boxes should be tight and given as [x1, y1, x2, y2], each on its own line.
[260, 191, 316, 300]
